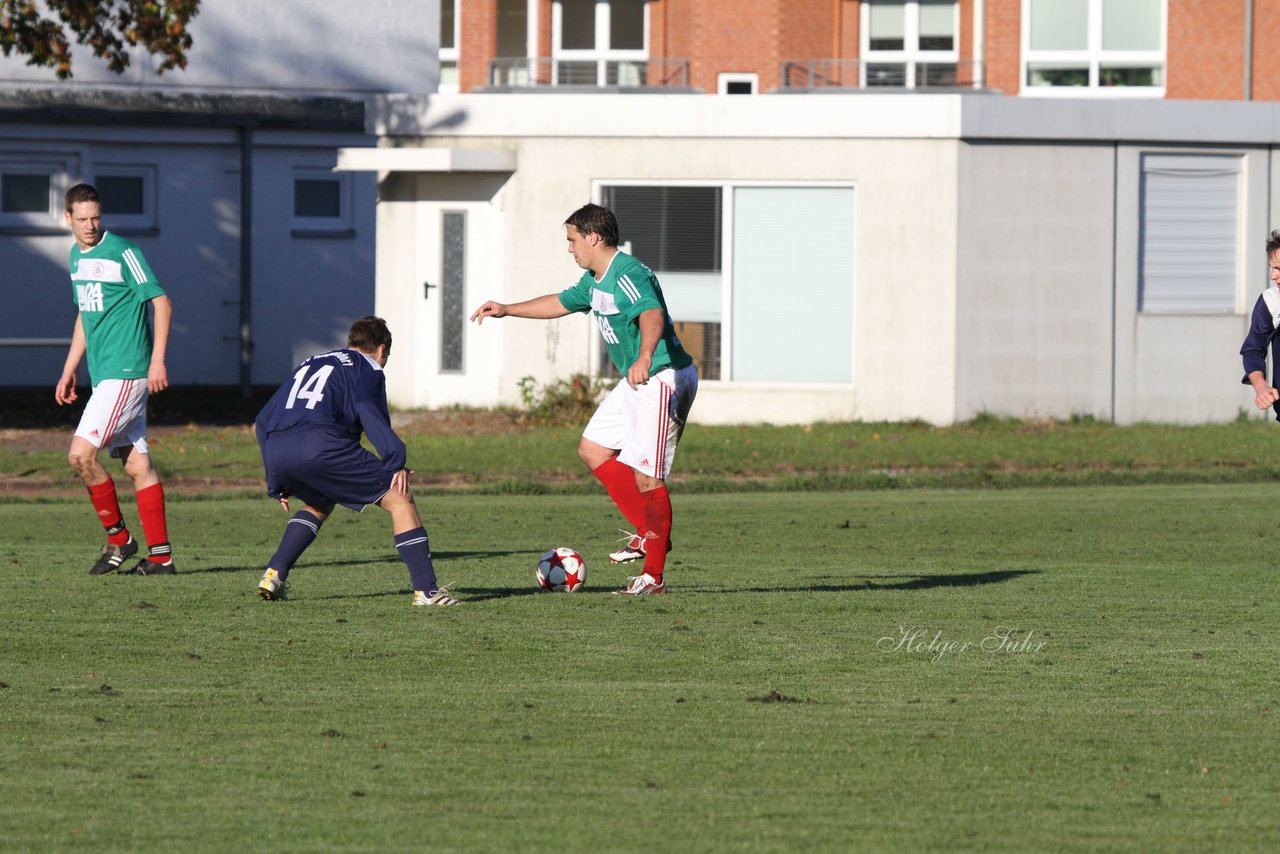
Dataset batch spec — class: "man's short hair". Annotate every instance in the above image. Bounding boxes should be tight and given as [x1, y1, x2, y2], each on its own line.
[348, 315, 392, 356]
[564, 203, 619, 247]
[65, 183, 100, 212]
[1268, 229, 1280, 257]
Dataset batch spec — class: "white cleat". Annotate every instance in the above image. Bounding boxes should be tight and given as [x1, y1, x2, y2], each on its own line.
[258, 568, 288, 601]
[413, 588, 460, 607]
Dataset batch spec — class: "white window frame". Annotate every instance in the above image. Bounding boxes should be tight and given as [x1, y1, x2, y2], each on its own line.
[860, 1, 960, 89]
[0, 156, 75, 231]
[90, 164, 158, 232]
[1021, 0, 1167, 97]
[717, 72, 758, 95]
[592, 179, 857, 386]
[552, 1, 648, 86]
[439, 0, 460, 94]
[290, 167, 352, 237]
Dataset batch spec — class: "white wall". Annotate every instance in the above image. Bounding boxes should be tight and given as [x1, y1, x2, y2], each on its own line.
[0, 0, 440, 95]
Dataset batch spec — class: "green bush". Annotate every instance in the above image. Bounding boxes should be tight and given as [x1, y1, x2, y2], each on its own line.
[516, 373, 612, 426]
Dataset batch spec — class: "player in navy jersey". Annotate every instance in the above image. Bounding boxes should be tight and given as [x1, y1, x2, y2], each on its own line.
[1242, 230, 1280, 416]
[254, 316, 458, 606]
[471, 203, 698, 595]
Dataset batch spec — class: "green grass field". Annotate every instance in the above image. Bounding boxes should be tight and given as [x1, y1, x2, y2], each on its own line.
[3, 484, 1279, 851]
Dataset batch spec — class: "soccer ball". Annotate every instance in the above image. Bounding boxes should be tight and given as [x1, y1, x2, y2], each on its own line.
[536, 547, 586, 592]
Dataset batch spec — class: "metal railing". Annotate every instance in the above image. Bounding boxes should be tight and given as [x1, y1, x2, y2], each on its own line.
[780, 59, 984, 91]
[488, 57, 690, 89]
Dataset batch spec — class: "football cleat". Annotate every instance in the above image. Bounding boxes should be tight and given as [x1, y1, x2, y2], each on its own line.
[612, 573, 667, 596]
[127, 558, 176, 576]
[258, 568, 288, 601]
[413, 588, 460, 607]
[609, 533, 646, 564]
[89, 537, 138, 576]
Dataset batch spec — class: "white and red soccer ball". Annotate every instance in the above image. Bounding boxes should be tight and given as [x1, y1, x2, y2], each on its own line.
[537, 547, 586, 592]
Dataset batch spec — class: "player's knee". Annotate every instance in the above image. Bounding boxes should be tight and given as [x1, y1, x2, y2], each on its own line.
[67, 448, 94, 475]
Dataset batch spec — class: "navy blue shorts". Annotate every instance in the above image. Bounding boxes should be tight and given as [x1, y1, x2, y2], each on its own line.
[263, 433, 393, 512]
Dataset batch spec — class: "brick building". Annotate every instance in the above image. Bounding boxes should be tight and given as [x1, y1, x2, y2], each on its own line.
[444, 0, 1277, 100]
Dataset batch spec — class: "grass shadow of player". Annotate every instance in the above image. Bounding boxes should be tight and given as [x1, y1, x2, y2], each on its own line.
[683, 568, 1040, 594]
[182, 548, 528, 575]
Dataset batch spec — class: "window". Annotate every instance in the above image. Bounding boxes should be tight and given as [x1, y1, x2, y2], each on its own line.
[862, 1, 959, 88]
[440, 211, 466, 372]
[1023, 0, 1165, 95]
[552, 0, 647, 86]
[1138, 154, 1240, 313]
[291, 169, 352, 236]
[92, 165, 156, 231]
[717, 73, 758, 95]
[439, 0, 459, 93]
[598, 183, 855, 384]
[0, 161, 65, 229]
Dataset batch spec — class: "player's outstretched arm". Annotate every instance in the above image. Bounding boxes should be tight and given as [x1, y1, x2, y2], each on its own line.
[1246, 370, 1279, 410]
[55, 314, 87, 405]
[471, 293, 571, 324]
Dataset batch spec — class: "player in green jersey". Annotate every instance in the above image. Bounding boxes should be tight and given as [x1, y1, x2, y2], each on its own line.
[55, 183, 176, 576]
[471, 203, 698, 595]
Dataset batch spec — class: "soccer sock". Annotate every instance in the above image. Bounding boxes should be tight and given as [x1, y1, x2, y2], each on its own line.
[87, 478, 131, 546]
[267, 510, 323, 580]
[136, 483, 172, 563]
[395, 527, 439, 592]
[592, 458, 646, 534]
[640, 486, 673, 580]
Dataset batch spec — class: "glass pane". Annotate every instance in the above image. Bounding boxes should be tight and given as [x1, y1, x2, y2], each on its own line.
[610, 0, 645, 50]
[558, 0, 596, 49]
[602, 185, 721, 273]
[440, 212, 465, 372]
[919, 1, 955, 50]
[1, 173, 49, 213]
[1029, 0, 1087, 50]
[294, 179, 341, 218]
[96, 175, 145, 215]
[732, 187, 854, 383]
[441, 0, 455, 50]
[497, 0, 527, 57]
[1102, 0, 1160, 50]
[866, 62, 907, 86]
[1026, 62, 1088, 86]
[1100, 65, 1162, 86]
[674, 321, 720, 381]
[868, 1, 905, 50]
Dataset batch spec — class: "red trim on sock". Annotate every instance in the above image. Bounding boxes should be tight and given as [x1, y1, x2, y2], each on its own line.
[136, 482, 169, 558]
[87, 479, 129, 545]
[592, 458, 646, 533]
[641, 486, 672, 579]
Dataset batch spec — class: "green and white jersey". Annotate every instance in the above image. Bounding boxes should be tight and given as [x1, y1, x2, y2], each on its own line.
[558, 251, 692, 377]
[69, 231, 166, 386]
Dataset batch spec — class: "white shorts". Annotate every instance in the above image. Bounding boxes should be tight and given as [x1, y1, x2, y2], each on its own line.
[75, 378, 151, 459]
[582, 364, 698, 480]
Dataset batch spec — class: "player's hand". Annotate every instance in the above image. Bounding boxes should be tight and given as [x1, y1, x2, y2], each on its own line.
[391, 469, 412, 495]
[470, 301, 507, 324]
[55, 372, 77, 405]
[1255, 386, 1280, 410]
[277, 489, 291, 511]
[148, 363, 169, 395]
[626, 355, 653, 390]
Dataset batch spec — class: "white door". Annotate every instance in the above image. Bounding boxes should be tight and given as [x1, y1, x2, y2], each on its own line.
[412, 198, 504, 407]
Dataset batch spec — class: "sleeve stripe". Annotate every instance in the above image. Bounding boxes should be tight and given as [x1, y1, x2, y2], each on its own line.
[618, 274, 642, 303]
[122, 248, 148, 283]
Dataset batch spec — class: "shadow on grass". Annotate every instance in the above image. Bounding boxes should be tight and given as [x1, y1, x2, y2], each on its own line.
[181, 549, 527, 575]
[685, 568, 1040, 594]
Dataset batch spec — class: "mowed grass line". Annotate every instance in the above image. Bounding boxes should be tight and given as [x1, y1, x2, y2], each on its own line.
[1, 486, 1278, 851]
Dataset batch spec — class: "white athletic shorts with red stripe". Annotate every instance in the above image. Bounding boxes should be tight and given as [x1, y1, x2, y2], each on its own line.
[582, 364, 698, 481]
[75, 378, 151, 459]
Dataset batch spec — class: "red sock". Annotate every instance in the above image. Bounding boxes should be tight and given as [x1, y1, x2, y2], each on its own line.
[87, 479, 130, 545]
[136, 483, 171, 563]
[592, 458, 646, 533]
[641, 486, 672, 580]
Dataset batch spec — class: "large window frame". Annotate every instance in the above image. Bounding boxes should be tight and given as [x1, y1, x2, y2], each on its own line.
[1021, 0, 1167, 97]
[593, 180, 856, 386]
[0, 155, 76, 232]
[552, 0, 648, 86]
[860, 0, 960, 89]
[290, 167, 353, 238]
[439, 0, 460, 93]
[90, 164, 158, 233]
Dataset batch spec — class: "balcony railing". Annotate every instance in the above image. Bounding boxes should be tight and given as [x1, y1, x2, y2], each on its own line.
[488, 57, 690, 90]
[780, 59, 984, 91]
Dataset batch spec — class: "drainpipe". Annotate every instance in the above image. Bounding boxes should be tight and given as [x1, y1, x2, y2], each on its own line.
[239, 122, 253, 399]
[973, 0, 985, 89]
[1244, 0, 1254, 100]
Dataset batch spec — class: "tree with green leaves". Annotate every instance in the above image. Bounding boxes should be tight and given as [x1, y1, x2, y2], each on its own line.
[0, 0, 200, 80]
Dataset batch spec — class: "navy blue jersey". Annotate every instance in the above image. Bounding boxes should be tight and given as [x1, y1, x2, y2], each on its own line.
[255, 349, 406, 473]
[1241, 289, 1280, 422]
